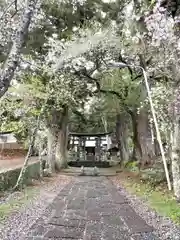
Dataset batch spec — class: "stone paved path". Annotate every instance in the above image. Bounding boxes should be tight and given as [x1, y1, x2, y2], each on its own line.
[24, 177, 159, 240]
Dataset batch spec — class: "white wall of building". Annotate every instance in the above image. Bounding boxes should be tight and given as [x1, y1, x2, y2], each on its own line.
[0, 133, 17, 143]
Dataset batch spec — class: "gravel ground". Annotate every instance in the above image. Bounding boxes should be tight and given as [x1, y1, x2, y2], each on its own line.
[110, 176, 180, 240]
[0, 174, 72, 240]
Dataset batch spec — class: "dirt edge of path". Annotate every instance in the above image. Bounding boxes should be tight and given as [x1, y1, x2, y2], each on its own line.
[0, 174, 73, 240]
[110, 174, 180, 240]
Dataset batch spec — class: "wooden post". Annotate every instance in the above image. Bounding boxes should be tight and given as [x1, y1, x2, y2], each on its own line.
[77, 137, 80, 161]
[72, 136, 75, 149]
[99, 137, 102, 161]
[79, 137, 83, 161]
[83, 137, 86, 161]
[95, 137, 101, 161]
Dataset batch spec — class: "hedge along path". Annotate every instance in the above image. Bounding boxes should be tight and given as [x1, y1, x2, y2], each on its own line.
[0, 160, 40, 191]
[0, 156, 40, 172]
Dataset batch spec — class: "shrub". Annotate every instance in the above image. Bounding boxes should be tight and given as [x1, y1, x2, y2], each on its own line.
[125, 161, 139, 172]
[0, 162, 40, 191]
[140, 168, 166, 186]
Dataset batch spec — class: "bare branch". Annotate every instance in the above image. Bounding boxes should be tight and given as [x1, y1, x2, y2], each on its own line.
[0, 1, 15, 20]
[15, 0, 18, 12]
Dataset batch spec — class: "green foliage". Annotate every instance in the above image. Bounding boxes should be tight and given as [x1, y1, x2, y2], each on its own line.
[25, 0, 117, 57]
[125, 161, 139, 172]
[69, 97, 117, 133]
[99, 68, 145, 117]
[0, 95, 38, 143]
[0, 0, 125, 141]
[125, 159, 169, 187]
[0, 0, 178, 194]
[140, 168, 166, 186]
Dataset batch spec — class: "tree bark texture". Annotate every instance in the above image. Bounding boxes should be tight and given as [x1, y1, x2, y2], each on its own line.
[130, 109, 155, 167]
[171, 116, 180, 201]
[47, 127, 57, 173]
[116, 113, 129, 163]
[46, 106, 69, 170]
[38, 141, 44, 179]
[55, 106, 69, 169]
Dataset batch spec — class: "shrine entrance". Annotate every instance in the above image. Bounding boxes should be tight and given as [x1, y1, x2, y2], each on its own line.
[84, 146, 95, 161]
[68, 132, 112, 168]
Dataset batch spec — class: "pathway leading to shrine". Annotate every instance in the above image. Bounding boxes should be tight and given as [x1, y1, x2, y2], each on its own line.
[24, 176, 158, 240]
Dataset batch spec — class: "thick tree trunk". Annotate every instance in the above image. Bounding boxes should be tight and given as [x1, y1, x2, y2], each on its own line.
[130, 109, 155, 167]
[38, 141, 44, 179]
[0, 0, 38, 98]
[171, 116, 180, 201]
[152, 125, 161, 156]
[131, 111, 142, 161]
[46, 106, 69, 170]
[116, 113, 129, 163]
[56, 128, 68, 169]
[47, 127, 57, 173]
[150, 122, 156, 157]
[55, 106, 69, 169]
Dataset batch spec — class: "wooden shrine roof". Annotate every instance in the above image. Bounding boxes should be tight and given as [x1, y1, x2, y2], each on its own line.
[69, 132, 112, 137]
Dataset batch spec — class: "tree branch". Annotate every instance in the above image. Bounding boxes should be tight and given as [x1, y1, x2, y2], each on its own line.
[118, 54, 133, 76]
[0, 0, 38, 98]
[72, 109, 87, 124]
[14, 0, 18, 12]
[80, 71, 132, 113]
[99, 89, 132, 114]
[0, 1, 15, 20]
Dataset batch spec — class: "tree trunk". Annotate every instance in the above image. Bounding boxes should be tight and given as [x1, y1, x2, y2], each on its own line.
[56, 128, 68, 169]
[152, 125, 161, 156]
[46, 106, 69, 170]
[38, 141, 44, 179]
[55, 106, 69, 169]
[116, 113, 129, 163]
[47, 127, 57, 173]
[171, 116, 180, 201]
[150, 122, 156, 157]
[131, 111, 143, 161]
[0, 0, 38, 98]
[130, 109, 154, 167]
